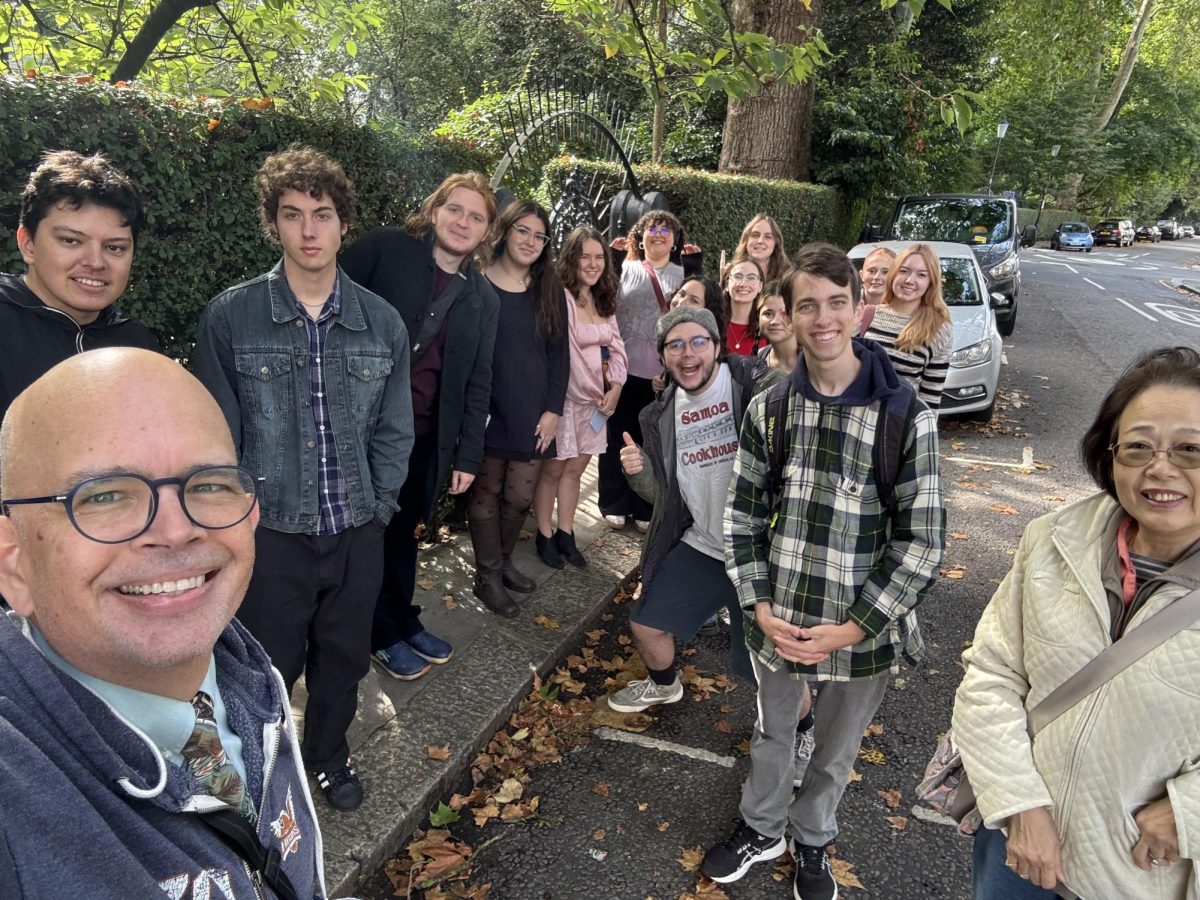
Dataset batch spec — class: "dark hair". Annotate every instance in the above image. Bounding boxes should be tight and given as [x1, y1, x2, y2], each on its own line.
[752, 280, 789, 340]
[721, 255, 766, 338]
[626, 210, 687, 262]
[557, 226, 618, 318]
[405, 171, 496, 242]
[676, 276, 726, 339]
[490, 199, 564, 340]
[256, 144, 354, 240]
[1080, 346, 1200, 498]
[19, 150, 145, 243]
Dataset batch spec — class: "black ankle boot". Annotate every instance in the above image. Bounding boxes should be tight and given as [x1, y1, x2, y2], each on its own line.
[555, 529, 587, 568]
[536, 531, 564, 569]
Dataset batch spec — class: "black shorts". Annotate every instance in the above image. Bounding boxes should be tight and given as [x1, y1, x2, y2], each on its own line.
[631, 541, 738, 641]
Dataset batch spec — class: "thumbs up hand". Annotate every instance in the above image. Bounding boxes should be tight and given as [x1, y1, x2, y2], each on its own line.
[619, 431, 644, 476]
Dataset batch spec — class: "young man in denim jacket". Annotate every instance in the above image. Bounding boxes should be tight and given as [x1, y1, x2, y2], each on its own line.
[194, 146, 413, 811]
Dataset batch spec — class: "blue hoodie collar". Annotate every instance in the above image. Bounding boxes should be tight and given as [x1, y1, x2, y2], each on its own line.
[790, 337, 905, 407]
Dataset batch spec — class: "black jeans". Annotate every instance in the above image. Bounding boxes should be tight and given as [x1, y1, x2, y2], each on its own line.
[598, 374, 655, 520]
[235, 520, 384, 772]
[371, 432, 437, 651]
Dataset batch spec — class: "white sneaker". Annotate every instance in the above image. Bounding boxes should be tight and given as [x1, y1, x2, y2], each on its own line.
[793, 725, 815, 787]
[607, 675, 683, 712]
[604, 514, 626, 529]
[634, 519, 650, 533]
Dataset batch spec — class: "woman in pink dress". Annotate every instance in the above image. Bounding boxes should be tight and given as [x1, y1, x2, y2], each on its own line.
[533, 226, 627, 568]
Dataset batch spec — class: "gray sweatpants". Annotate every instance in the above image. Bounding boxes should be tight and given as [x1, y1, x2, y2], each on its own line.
[740, 655, 890, 847]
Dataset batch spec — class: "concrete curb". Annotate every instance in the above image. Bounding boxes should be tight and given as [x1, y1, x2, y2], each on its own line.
[304, 497, 644, 897]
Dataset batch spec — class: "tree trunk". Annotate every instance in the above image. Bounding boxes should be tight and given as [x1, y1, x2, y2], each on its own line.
[717, 0, 819, 180]
[1057, 0, 1153, 208]
[650, 0, 668, 164]
[111, 0, 214, 83]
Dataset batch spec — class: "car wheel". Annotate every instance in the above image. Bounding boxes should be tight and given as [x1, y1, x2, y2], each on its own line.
[1086, 247, 1092, 252]
[997, 309, 1016, 337]
[961, 397, 996, 423]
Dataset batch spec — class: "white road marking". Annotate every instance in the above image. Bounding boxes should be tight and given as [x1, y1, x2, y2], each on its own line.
[1065, 263, 1079, 274]
[944, 447, 1036, 471]
[1082, 277, 1105, 291]
[594, 726, 737, 768]
[1115, 297, 1157, 321]
[1145, 303, 1200, 327]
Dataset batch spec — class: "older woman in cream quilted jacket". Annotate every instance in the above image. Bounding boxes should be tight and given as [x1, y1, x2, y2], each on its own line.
[953, 346, 1200, 900]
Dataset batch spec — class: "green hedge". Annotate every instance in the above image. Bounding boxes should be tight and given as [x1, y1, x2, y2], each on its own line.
[0, 76, 487, 359]
[540, 158, 847, 278]
[1017, 207, 1088, 243]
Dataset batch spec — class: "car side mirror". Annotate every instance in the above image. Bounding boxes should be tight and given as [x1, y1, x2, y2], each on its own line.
[859, 223, 883, 243]
[990, 292, 1006, 308]
[1021, 225, 1038, 247]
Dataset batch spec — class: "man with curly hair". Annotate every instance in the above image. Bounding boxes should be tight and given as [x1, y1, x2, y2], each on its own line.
[194, 145, 414, 811]
[0, 150, 160, 424]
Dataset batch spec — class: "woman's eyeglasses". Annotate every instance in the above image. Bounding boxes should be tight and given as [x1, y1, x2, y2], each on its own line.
[1110, 442, 1200, 469]
[729, 273, 761, 284]
[511, 224, 550, 246]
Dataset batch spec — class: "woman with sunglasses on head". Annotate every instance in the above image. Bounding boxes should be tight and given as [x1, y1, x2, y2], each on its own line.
[533, 227, 627, 570]
[722, 256, 768, 357]
[861, 243, 953, 410]
[600, 210, 689, 533]
[953, 346, 1200, 900]
[733, 214, 789, 285]
[471, 200, 569, 617]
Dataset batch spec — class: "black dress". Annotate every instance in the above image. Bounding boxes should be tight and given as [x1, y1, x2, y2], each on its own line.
[484, 284, 569, 461]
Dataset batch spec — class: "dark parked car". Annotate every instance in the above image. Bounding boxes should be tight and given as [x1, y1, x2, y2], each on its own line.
[1093, 219, 1134, 247]
[1158, 219, 1180, 239]
[1136, 224, 1162, 243]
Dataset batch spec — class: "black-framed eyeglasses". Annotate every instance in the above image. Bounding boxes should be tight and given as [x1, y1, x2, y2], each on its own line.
[1, 465, 261, 544]
[510, 224, 550, 246]
[663, 335, 714, 355]
[1109, 442, 1200, 469]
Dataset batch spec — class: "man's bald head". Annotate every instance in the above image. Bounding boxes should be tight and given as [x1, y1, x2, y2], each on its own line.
[0, 347, 255, 699]
[1, 348, 233, 502]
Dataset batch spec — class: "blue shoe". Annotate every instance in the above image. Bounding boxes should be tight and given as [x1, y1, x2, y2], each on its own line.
[405, 629, 453, 664]
[372, 641, 430, 681]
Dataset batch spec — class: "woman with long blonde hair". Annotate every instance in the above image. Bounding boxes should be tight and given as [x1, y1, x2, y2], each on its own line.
[862, 242, 953, 409]
[733, 214, 788, 285]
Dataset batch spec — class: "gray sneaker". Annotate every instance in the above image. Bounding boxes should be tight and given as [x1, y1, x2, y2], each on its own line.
[793, 725, 815, 787]
[607, 675, 684, 712]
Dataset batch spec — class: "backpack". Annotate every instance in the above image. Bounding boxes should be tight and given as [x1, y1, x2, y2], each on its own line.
[761, 381, 919, 526]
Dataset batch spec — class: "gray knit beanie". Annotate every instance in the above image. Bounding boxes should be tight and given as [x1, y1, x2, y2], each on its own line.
[655, 306, 721, 353]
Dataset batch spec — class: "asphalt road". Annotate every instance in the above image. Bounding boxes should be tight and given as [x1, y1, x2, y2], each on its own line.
[363, 238, 1200, 900]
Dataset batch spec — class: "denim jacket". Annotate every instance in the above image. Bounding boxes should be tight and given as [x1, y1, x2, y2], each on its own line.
[193, 261, 414, 533]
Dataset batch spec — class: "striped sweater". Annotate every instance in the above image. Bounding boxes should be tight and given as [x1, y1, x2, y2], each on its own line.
[863, 306, 953, 409]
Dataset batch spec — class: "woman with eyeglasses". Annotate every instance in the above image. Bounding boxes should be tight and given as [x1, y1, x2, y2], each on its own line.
[721, 256, 767, 357]
[952, 346, 1200, 900]
[470, 200, 569, 617]
[861, 243, 953, 410]
[733, 214, 789, 285]
[600, 210, 689, 533]
[533, 226, 627, 570]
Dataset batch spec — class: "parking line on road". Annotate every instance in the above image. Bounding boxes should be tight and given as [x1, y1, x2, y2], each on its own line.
[594, 726, 737, 768]
[1064, 263, 1079, 274]
[1115, 297, 1157, 321]
[1083, 277, 1105, 291]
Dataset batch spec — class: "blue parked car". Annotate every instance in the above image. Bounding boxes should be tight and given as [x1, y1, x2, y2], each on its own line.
[1050, 221, 1094, 252]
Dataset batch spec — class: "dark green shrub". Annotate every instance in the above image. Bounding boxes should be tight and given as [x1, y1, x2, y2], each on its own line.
[540, 158, 847, 278]
[0, 76, 486, 359]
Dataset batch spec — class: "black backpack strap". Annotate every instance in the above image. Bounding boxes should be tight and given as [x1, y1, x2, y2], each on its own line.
[762, 380, 791, 527]
[872, 388, 921, 517]
[200, 809, 301, 900]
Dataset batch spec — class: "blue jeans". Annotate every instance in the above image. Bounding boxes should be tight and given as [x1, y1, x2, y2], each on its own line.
[972, 826, 1063, 900]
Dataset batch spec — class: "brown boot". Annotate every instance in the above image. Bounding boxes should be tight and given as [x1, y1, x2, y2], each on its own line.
[499, 515, 537, 594]
[468, 517, 519, 617]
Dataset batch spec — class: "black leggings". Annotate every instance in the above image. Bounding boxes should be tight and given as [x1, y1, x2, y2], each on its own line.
[469, 455, 544, 521]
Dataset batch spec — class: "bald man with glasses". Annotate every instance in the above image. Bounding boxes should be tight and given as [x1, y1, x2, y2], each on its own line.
[0, 348, 331, 900]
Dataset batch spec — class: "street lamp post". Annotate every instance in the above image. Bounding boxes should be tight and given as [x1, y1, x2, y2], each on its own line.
[987, 117, 1009, 195]
[1033, 143, 1062, 233]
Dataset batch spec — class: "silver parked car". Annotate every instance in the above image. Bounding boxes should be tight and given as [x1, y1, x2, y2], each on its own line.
[848, 240, 1003, 422]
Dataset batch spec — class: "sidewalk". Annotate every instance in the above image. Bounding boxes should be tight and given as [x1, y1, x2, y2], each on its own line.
[295, 462, 645, 897]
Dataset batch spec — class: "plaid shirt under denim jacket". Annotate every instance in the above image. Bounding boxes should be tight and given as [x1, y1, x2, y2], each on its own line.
[724, 339, 946, 681]
[194, 261, 414, 534]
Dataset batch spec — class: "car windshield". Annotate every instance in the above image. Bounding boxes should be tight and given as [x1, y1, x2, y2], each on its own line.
[892, 198, 1012, 245]
[1061, 223, 1090, 233]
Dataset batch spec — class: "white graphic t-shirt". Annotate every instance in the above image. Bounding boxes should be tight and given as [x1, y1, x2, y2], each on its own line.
[674, 363, 738, 560]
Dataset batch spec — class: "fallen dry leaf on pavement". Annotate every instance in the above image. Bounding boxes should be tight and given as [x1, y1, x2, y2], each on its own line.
[658, 821, 670, 832]
[442, 593, 458, 609]
[878, 789, 902, 808]
[493, 777, 524, 804]
[941, 564, 967, 580]
[585, 628, 604, 645]
[830, 857, 864, 889]
[736, 738, 752, 755]
[417, 576, 437, 590]
[864, 723, 884, 736]
[532, 614, 560, 629]
[680, 878, 729, 899]
[592, 781, 611, 798]
[858, 748, 886, 765]
[593, 829, 606, 841]
[713, 720, 732, 734]
[848, 768, 862, 783]
[677, 846, 706, 873]
[988, 502, 1019, 515]
[637, 802, 649, 811]
[886, 815, 908, 830]
[949, 531, 969, 540]
[427, 744, 451, 761]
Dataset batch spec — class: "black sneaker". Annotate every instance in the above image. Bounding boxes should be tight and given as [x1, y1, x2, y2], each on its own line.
[794, 842, 837, 900]
[701, 819, 786, 884]
[314, 763, 363, 811]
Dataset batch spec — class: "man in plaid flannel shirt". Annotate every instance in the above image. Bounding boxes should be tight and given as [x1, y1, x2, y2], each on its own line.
[703, 243, 945, 899]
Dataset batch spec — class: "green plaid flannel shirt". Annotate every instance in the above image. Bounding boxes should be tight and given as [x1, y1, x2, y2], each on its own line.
[724, 388, 945, 680]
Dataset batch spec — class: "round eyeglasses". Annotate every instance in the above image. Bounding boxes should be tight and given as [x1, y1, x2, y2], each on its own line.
[1, 465, 261, 544]
[1109, 442, 1200, 469]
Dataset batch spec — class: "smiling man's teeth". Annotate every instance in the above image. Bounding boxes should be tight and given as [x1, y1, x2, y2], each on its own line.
[118, 575, 206, 596]
[75, 277, 105, 287]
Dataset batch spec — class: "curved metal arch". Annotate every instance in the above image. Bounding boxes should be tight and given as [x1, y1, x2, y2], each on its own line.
[489, 108, 641, 199]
